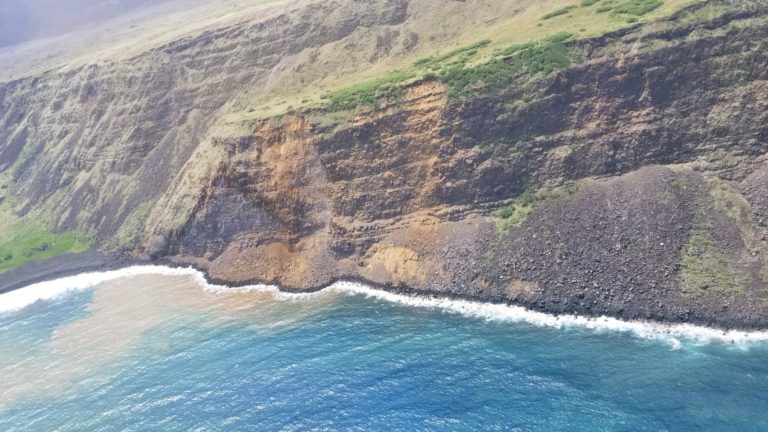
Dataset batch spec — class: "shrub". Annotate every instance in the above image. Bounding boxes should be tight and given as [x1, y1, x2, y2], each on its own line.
[441, 41, 571, 99]
[612, 0, 663, 16]
[412, 39, 491, 68]
[325, 70, 415, 111]
[495, 183, 580, 231]
[544, 32, 574, 43]
[542, 5, 577, 20]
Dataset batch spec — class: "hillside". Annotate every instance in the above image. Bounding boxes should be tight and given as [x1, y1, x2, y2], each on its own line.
[1, 0, 768, 329]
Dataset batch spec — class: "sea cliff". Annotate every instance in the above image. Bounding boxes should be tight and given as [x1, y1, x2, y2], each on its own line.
[2, 0, 768, 329]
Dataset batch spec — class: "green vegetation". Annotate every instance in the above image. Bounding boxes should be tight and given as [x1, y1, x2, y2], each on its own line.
[239, 0, 698, 119]
[613, 0, 664, 15]
[495, 182, 580, 232]
[413, 40, 492, 68]
[310, 0, 691, 113]
[677, 1, 729, 25]
[542, 5, 578, 20]
[322, 70, 416, 112]
[441, 41, 571, 98]
[0, 222, 91, 274]
[679, 178, 757, 298]
[680, 228, 741, 297]
[563, 0, 664, 17]
[103, 199, 157, 252]
[495, 189, 539, 230]
[583, 0, 665, 16]
[708, 178, 756, 246]
[318, 35, 572, 111]
[544, 32, 575, 43]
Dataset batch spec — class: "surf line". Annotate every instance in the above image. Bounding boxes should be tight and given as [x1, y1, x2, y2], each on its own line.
[2, 264, 768, 346]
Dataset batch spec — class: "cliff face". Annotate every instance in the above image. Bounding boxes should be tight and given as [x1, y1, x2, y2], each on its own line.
[0, 0, 412, 238]
[150, 2, 768, 328]
[2, 0, 768, 328]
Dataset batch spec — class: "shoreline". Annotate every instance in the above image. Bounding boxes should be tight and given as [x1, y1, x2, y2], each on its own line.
[0, 251, 143, 296]
[2, 258, 768, 344]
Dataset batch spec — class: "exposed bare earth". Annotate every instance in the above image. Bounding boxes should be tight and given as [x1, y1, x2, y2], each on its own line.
[2, 0, 768, 329]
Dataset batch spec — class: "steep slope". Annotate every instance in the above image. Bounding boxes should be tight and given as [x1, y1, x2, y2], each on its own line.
[0, 0, 176, 48]
[2, 0, 768, 329]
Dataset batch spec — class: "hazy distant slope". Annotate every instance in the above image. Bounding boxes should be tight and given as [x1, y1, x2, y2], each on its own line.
[0, 0, 168, 48]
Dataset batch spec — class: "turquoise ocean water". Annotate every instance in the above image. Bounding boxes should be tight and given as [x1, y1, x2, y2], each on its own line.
[0, 267, 766, 431]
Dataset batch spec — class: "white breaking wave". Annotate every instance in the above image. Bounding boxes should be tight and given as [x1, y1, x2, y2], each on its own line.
[328, 282, 768, 347]
[2, 265, 768, 346]
[0, 266, 194, 313]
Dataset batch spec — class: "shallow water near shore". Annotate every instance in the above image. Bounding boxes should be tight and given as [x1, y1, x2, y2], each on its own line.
[1, 268, 767, 430]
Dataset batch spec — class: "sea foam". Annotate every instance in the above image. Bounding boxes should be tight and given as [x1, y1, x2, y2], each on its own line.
[0, 266, 192, 313]
[2, 265, 768, 346]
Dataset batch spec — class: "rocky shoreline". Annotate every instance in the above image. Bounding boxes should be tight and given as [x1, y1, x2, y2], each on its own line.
[0, 251, 142, 295]
[2, 249, 767, 332]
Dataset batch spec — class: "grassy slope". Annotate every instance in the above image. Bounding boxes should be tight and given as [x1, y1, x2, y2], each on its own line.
[234, 0, 702, 118]
[680, 179, 758, 297]
[0, 170, 92, 274]
[0, 211, 91, 274]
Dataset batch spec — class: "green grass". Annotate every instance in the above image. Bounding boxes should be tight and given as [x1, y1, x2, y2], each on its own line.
[592, 0, 665, 16]
[319, 35, 571, 110]
[413, 39, 492, 68]
[440, 40, 571, 99]
[680, 229, 741, 297]
[544, 32, 575, 43]
[103, 199, 157, 252]
[322, 70, 417, 112]
[309, 0, 700, 113]
[0, 222, 92, 274]
[236, 0, 699, 119]
[613, 0, 664, 15]
[542, 0, 663, 19]
[495, 182, 580, 232]
[542, 5, 578, 20]
[495, 189, 539, 230]
[707, 178, 756, 246]
[679, 178, 756, 298]
[541, 0, 664, 20]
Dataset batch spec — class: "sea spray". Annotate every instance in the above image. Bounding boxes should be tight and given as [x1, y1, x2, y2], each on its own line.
[2, 265, 768, 346]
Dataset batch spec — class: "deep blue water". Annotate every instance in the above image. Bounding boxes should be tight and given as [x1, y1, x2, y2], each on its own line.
[1, 276, 767, 431]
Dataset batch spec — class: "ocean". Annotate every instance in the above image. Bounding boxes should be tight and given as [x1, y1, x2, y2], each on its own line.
[0, 266, 766, 431]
